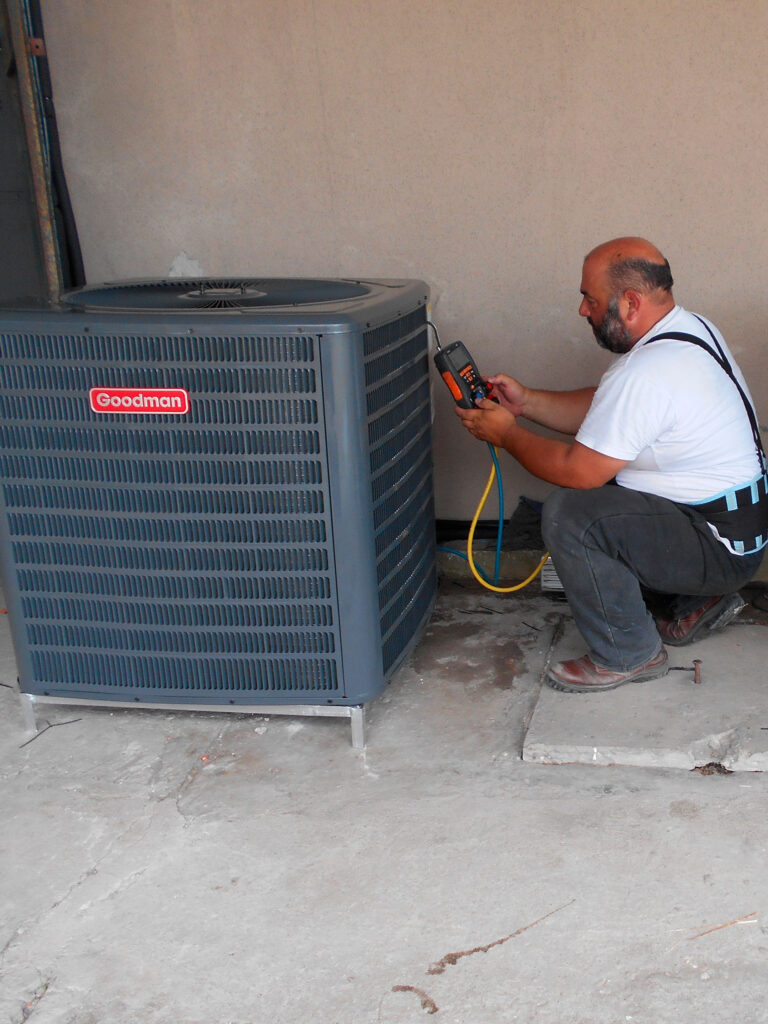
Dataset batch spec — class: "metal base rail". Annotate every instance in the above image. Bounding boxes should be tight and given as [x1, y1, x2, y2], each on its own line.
[18, 692, 366, 749]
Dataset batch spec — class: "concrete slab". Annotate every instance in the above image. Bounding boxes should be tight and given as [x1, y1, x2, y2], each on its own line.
[4, 580, 768, 1023]
[523, 614, 768, 771]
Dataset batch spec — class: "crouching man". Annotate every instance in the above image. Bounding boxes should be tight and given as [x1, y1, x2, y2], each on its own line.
[457, 237, 767, 692]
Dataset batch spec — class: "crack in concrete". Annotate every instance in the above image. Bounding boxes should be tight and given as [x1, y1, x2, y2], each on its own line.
[11, 974, 53, 1023]
[0, 805, 160, 967]
[139, 721, 235, 822]
[73, 865, 150, 919]
[167, 723, 231, 824]
[1, 721, 242, 968]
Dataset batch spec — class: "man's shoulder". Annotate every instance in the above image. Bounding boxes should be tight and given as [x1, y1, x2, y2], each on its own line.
[597, 331, 697, 400]
[644, 305, 719, 343]
[630, 307, 716, 363]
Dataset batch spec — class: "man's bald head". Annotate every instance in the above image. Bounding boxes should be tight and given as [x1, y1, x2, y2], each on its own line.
[585, 237, 674, 304]
[579, 237, 676, 351]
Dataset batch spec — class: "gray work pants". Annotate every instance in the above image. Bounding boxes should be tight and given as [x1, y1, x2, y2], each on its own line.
[541, 485, 763, 670]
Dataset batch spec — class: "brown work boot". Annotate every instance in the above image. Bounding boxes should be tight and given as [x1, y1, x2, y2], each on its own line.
[546, 649, 668, 693]
[655, 593, 745, 647]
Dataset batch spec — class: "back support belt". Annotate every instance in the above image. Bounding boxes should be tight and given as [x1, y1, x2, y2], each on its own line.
[681, 472, 768, 554]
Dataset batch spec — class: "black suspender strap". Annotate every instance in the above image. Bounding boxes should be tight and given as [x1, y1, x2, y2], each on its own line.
[642, 318, 768, 552]
[643, 315, 766, 468]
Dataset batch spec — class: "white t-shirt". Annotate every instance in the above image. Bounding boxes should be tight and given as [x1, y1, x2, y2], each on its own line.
[576, 306, 762, 505]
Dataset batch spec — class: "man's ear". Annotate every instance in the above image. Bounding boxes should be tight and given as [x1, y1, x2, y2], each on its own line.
[623, 289, 642, 322]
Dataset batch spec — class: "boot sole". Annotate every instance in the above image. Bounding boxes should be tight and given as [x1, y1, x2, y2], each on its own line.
[547, 660, 669, 694]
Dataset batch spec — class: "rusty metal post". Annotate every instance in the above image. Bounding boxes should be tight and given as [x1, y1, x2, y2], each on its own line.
[4, 0, 62, 302]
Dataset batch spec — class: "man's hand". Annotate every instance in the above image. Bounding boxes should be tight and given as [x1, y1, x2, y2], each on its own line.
[455, 398, 515, 448]
[488, 377, 598, 435]
[485, 374, 528, 416]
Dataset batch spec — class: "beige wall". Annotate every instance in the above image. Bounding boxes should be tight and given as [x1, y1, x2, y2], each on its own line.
[41, 0, 768, 518]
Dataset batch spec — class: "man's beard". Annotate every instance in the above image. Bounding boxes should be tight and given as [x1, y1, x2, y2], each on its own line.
[590, 299, 633, 354]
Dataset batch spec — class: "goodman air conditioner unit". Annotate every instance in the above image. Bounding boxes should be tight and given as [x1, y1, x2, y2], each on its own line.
[0, 278, 436, 746]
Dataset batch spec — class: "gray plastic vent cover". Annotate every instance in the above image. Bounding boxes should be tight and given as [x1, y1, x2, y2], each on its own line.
[0, 278, 436, 708]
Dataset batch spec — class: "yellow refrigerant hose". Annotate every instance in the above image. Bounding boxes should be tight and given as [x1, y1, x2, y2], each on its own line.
[466, 447, 550, 593]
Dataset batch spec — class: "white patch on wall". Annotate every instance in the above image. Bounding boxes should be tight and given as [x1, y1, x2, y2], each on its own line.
[168, 251, 204, 277]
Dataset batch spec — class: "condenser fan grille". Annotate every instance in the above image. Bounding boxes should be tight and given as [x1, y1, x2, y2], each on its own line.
[61, 278, 372, 311]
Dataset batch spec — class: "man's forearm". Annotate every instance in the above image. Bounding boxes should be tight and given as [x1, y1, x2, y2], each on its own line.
[500, 421, 577, 486]
[500, 419, 621, 489]
[520, 386, 597, 435]
[454, 393, 626, 488]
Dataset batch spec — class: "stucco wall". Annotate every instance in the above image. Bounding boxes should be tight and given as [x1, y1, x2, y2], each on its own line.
[40, 0, 768, 519]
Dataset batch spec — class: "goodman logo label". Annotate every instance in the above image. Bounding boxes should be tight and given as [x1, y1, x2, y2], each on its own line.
[90, 387, 190, 415]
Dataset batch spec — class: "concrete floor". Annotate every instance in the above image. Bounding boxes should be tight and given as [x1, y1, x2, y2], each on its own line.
[524, 602, 768, 772]
[3, 577, 768, 1023]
